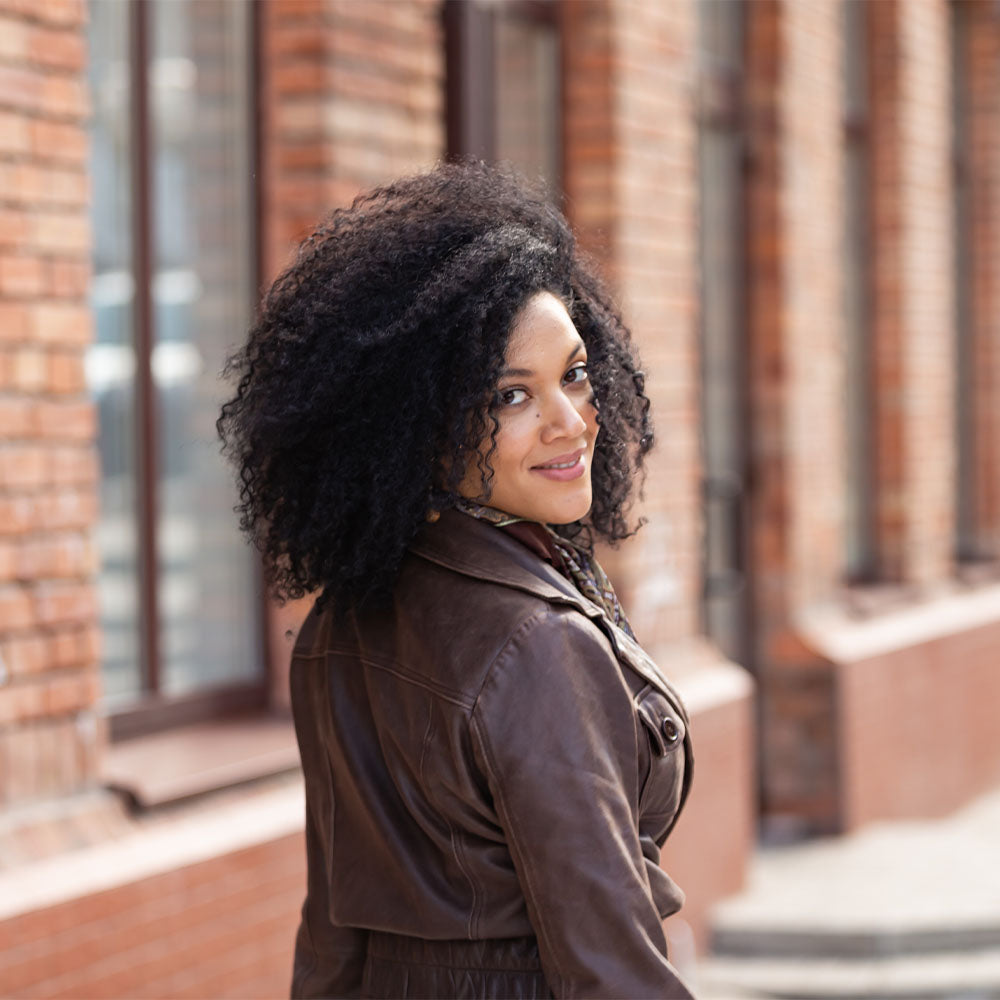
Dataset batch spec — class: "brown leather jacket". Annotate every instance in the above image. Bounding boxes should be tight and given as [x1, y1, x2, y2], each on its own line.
[290, 509, 695, 999]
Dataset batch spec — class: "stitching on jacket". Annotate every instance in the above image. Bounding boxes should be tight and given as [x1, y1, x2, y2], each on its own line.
[318, 646, 478, 710]
[468, 610, 553, 712]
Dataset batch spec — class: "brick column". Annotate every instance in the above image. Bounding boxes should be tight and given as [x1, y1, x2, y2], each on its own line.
[259, 0, 445, 705]
[0, 0, 102, 805]
[870, 0, 955, 585]
[743, 0, 846, 827]
[564, 0, 756, 946]
[564, 0, 701, 650]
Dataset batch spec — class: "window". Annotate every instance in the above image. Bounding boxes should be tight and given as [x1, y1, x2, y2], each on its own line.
[842, 0, 877, 582]
[950, 0, 995, 568]
[87, 0, 264, 737]
[696, 0, 751, 668]
[444, 0, 562, 192]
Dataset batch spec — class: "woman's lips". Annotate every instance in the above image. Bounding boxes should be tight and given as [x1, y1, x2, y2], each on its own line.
[531, 449, 587, 482]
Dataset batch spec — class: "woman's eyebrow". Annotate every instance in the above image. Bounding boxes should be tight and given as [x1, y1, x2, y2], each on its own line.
[500, 341, 586, 379]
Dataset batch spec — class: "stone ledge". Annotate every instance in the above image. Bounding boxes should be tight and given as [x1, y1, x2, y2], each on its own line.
[0, 775, 304, 922]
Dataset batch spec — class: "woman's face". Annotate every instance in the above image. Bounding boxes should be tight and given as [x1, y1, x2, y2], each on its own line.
[459, 291, 599, 525]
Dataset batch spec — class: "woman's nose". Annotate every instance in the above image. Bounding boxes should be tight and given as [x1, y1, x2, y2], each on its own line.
[541, 390, 588, 442]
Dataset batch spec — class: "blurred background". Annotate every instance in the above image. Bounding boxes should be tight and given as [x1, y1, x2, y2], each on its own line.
[1, 0, 999, 997]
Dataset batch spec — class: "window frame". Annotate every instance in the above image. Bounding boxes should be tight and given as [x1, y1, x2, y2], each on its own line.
[101, 0, 270, 741]
[444, 0, 564, 195]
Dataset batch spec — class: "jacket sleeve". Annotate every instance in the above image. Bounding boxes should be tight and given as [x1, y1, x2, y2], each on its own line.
[290, 652, 369, 1000]
[469, 610, 694, 1000]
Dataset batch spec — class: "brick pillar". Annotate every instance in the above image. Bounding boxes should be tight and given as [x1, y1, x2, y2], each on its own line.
[563, 0, 701, 650]
[869, 0, 955, 585]
[258, 0, 445, 705]
[0, 0, 103, 805]
[743, 0, 846, 828]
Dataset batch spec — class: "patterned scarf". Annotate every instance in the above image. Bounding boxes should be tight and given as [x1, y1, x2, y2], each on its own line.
[454, 499, 636, 641]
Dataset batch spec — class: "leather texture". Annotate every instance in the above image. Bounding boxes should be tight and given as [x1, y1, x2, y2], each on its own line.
[290, 508, 695, 999]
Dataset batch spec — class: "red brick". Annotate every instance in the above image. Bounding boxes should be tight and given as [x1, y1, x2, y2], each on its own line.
[0, 65, 40, 115]
[0, 14, 29, 61]
[32, 487, 96, 530]
[32, 579, 98, 626]
[40, 73, 89, 118]
[43, 258, 89, 299]
[31, 304, 92, 344]
[28, 25, 86, 72]
[0, 539, 15, 582]
[47, 444, 97, 484]
[35, 0, 87, 28]
[50, 626, 82, 667]
[43, 671, 95, 715]
[0, 633, 50, 675]
[0, 303, 32, 342]
[28, 119, 88, 164]
[0, 496, 35, 534]
[11, 345, 48, 390]
[0, 208, 30, 249]
[46, 350, 85, 393]
[0, 254, 45, 296]
[34, 399, 95, 441]
[0, 680, 47, 724]
[0, 444, 47, 488]
[0, 397, 35, 436]
[0, 584, 34, 631]
[0, 162, 43, 204]
[0, 108, 30, 154]
[17, 533, 95, 580]
[30, 212, 90, 254]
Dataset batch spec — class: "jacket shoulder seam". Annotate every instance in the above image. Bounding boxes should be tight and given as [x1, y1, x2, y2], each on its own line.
[317, 645, 478, 710]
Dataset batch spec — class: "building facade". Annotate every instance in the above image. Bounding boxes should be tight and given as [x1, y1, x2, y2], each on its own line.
[0, 0, 998, 995]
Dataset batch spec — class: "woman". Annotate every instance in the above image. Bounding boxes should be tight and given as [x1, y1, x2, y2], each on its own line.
[218, 162, 695, 999]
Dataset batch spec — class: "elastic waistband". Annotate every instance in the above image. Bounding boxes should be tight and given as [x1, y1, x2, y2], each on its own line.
[366, 930, 543, 972]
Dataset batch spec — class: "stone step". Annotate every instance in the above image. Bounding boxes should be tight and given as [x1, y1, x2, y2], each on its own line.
[711, 921, 1000, 960]
[696, 948, 1000, 1000]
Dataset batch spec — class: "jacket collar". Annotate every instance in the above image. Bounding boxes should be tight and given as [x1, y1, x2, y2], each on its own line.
[409, 510, 686, 717]
[410, 508, 590, 612]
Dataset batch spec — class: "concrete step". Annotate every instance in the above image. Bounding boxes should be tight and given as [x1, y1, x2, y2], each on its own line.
[696, 785, 1000, 1000]
[712, 922, 1000, 960]
[696, 948, 1000, 1000]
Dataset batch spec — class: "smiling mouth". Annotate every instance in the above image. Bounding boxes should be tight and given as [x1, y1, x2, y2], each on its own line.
[532, 448, 586, 473]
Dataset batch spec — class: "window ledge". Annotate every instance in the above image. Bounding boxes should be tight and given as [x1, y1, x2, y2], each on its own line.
[800, 579, 1000, 665]
[103, 714, 300, 809]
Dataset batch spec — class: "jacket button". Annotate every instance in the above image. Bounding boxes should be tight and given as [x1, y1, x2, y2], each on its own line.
[661, 717, 680, 744]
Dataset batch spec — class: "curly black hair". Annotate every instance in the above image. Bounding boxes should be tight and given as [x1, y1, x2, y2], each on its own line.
[217, 161, 653, 614]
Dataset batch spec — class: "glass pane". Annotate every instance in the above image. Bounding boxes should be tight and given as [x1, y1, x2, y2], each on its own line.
[87, 0, 142, 705]
[149, 0, 262, 695]
[495, 10, 561, 190]
[697, 0, 747, 664]
[842, 0, 876, 580]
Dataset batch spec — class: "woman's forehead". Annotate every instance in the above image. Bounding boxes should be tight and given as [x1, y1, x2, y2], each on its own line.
[503, 292, 583, 372]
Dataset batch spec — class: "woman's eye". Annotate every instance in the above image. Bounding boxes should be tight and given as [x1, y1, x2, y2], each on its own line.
[498, 387, 529, 407]
[564, 363, 589, 385]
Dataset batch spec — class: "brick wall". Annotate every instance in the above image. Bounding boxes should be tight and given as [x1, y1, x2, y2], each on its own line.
[870, 0, 955, 585]
[563, 0, 702, 651]
[1, 833, 304, 999]
[0, 0, 102, 807]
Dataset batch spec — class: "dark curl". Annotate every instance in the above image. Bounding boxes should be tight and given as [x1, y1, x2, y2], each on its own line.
[217, 161, 653, 613]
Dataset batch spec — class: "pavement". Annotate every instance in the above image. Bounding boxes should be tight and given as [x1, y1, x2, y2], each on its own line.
[689, 783, 1000, 1000]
